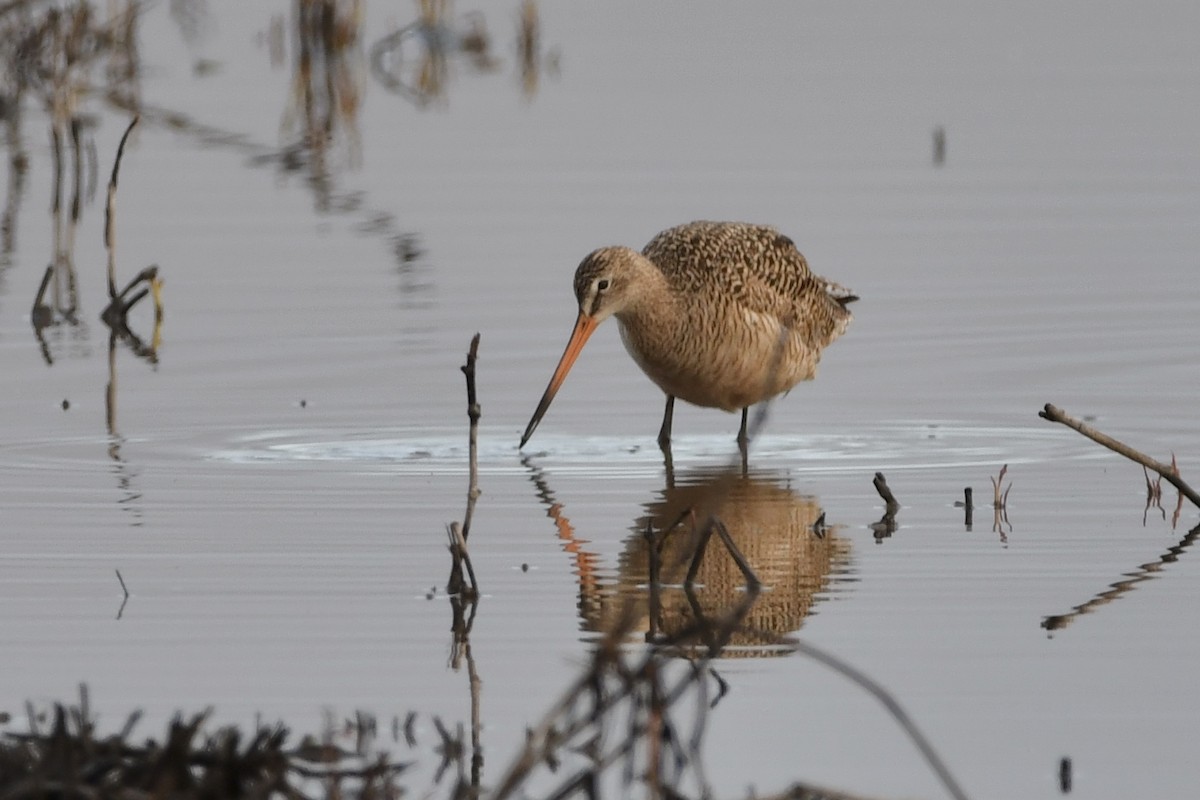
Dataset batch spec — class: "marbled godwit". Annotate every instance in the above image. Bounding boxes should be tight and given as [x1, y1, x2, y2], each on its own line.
[519, 221, 856, 450]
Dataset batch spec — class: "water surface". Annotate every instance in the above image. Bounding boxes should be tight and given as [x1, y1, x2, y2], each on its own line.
[2, 2, 1199, 798]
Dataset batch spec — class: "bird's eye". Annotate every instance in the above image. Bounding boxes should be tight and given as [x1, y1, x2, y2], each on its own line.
[597, 278, 610, 292]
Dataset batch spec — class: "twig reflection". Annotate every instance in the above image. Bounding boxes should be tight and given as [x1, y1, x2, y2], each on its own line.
[369, 0, 557, 106]
[1042, 521, 1200, 633]
[279, 0, 365, 213]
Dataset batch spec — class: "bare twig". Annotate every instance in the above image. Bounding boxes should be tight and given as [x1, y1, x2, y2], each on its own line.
[459, 332, 482, 541]
[990, 464, 1010, 509]
[447, 335, 483, 598]
[1039, 404, 1200, 509]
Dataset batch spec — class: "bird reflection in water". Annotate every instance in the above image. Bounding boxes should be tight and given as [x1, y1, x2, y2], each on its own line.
[525, 459, 852, 657]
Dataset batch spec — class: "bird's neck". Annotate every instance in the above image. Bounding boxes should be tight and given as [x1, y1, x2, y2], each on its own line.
[614, 260, 676, 339]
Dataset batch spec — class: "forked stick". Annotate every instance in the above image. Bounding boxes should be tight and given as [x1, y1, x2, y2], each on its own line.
[1039, 404, 1199, 509]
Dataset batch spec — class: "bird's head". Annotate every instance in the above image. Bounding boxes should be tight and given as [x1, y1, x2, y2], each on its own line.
[571, 246, 643, 324]
[519, 246, 649, 448]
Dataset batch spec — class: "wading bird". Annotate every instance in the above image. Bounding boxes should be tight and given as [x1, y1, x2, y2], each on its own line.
[519, 221, 856, 451]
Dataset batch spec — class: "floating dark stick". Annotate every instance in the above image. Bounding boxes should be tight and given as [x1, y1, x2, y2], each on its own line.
[1039, 403, 1200, 509]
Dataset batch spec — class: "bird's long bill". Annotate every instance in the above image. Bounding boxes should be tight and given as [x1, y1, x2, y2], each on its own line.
[519, 312, 599, 448]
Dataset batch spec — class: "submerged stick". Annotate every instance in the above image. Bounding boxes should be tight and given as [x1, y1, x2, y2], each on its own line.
[1039, 404, 1200, 509]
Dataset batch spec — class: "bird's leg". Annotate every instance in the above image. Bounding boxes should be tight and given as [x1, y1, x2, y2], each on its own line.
[662, 444, 676, 489]
[657, 395, 676, 451]
[737, 407, 750, 474]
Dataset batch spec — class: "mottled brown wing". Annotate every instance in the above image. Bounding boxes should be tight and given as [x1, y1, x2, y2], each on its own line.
[642, 221, 850, 342]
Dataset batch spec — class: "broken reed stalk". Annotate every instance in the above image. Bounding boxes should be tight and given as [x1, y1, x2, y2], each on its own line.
[991, 464, 1010, 509]
[447, 334, 483, 597]
[1039, 403, 1200, 509]
[105, 115, 138, 301]
[460, 332, 482, 541]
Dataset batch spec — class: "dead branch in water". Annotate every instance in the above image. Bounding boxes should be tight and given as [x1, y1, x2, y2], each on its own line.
[447, 334, 482, 598]
[459, 332, 482, 541]
[870, 472, 900, 539]
[954, 486, 974, 530]
[873, 472, 899, 509]
[1039, 404, 1200, 509]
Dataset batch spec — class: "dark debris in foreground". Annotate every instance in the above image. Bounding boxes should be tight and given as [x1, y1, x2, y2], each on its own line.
[0, 694, 409, 800]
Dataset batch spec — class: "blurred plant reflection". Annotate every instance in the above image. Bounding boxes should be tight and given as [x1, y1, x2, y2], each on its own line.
[369, 0, 556, 106]
[0, 1, 149, 361]
[279, 0, 365, 213]
[527, 460, 852, 657]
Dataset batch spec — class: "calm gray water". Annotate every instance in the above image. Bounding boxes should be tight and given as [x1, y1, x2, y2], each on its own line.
[2, 2, 1200, 798]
